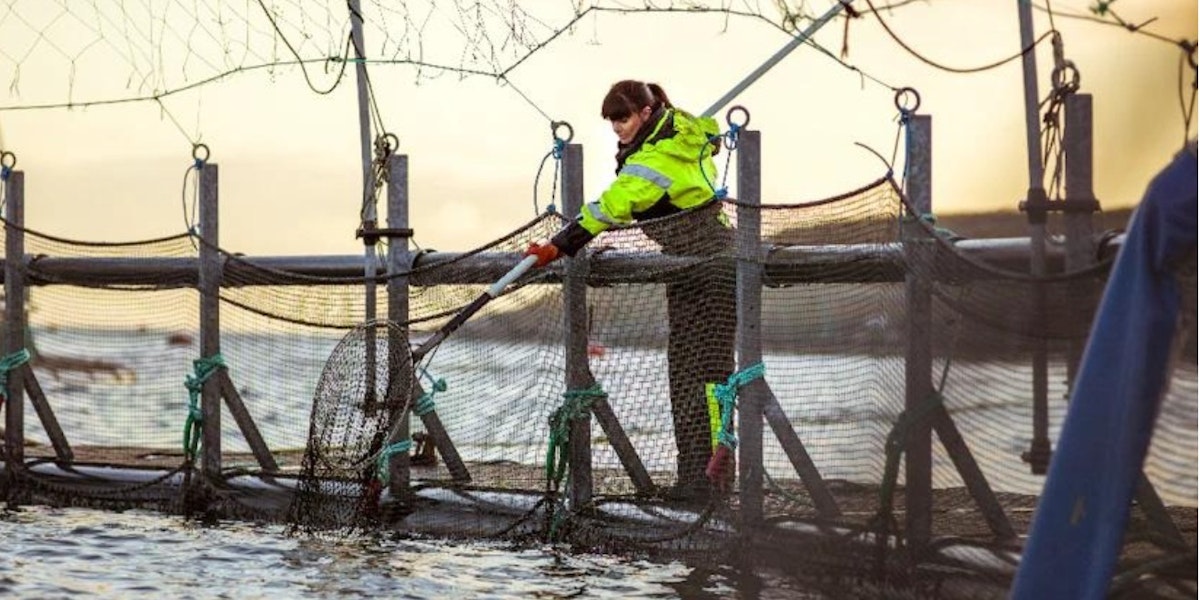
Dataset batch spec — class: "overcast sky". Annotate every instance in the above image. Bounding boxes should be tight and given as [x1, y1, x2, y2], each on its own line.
[0, 1, 1194, 255]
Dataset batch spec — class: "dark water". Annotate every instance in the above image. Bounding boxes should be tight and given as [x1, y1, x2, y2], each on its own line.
[0, 505, 822, 599]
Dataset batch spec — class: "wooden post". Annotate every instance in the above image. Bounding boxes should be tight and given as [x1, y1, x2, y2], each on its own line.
[4, 170, 25, 464]
[562, 143, 593, 507]
[735, 130, 765, 526]
[1, 170, 72, 463]
[198, 163, 222, 476]
[386, 153, 413, 496]
[1063, 94, 1096, 386]
[903, 115, 934, 553]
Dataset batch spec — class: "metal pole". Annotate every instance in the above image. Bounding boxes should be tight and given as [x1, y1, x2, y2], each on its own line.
[1016, 0, 1051, 474]
[349, 0, 374, 220]
[702, 1, 852, 118]
[349, 0, 379, 410]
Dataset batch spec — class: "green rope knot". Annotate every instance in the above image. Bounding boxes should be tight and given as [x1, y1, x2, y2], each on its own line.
[414, 379, 446, 417]
[415, 369, 447, 416]
[711, 363, 765, 449]
[545, 383, 605, 486]
[543, 383, 606, 540]
[182, 353, 227, 461]
[0, 348, 31, 401]
[879, 390, 945, 506]
[376, 439, 414, 486]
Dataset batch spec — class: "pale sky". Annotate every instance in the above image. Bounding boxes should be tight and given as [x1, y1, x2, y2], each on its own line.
[0, 1, 1195, 255]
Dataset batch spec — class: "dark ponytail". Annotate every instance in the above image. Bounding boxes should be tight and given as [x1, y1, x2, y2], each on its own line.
[601, 80, 672, 120]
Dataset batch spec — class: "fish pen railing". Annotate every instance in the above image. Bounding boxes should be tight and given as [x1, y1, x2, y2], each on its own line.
[0, 107, 1194, 597]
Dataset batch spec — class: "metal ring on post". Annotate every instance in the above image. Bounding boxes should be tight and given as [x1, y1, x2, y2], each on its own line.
[726, 105, 751, 129]
[551, 121, 574, 144]
[894, 87, 921, 114]
[382, 132, 399, 154]
[1051, 62, 1081, 94]
[0, 151, 15, 171]
[192, 143, 211, 164]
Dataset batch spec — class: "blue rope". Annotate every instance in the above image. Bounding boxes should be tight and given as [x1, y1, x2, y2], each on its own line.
[376, 438, 414, 485]
[699, 124, 740, 200]
[0, 165, 10, 181]
[711, 362, 765, 449]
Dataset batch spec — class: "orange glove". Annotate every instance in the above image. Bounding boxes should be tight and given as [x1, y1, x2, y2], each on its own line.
[524, 242, 560, 268]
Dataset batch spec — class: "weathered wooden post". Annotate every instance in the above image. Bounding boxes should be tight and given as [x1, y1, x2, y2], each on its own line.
[1063, 93, 1097, 385]
[198, 162, 222, 476]
[735, 129, 765, 526]
[386, 153, 413, 499]
[903, 114, 934, 553]
[3, 167, 25, 463]
[562, 142, 593, 507]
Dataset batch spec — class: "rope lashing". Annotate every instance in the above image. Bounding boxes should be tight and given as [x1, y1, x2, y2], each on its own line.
[376, 438, 414, 486]
[545, 383, 604, 486]
[1, 150, 16, 181]
[710, 362, 765, 449]
[181, 353, 226, 462]
[533, 121, 574, 216]
[416, 368, 447, 417]
[872, 389, 946, 557]
[902, 211, 962, 241]
[544, 383, 605, 540]
[0, 348, 31, 408]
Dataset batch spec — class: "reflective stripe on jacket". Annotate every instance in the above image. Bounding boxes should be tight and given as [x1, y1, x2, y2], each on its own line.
[577, 108, 721, 236]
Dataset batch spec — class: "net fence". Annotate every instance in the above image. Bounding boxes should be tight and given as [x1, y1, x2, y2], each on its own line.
[0, 177, 1194, 596]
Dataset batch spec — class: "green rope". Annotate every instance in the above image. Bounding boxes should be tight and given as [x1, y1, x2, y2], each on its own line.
[376, 439, 413, 486]
[414, 381, 444, 417]
[875, 390, 946, 527]
[545, 383, 605, 540]
[0, 348, 31, 403]
[711, 362, 765, 449]
[181, 354, 227, 462]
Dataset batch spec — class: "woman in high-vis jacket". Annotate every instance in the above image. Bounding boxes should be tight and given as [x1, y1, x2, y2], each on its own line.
[526, 80, 736, 499]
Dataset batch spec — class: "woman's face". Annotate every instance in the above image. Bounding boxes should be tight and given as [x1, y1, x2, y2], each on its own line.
[610, 105, 653, 145]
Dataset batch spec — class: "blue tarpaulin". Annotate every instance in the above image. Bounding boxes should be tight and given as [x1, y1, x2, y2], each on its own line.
[1011, 143, 1197, 598]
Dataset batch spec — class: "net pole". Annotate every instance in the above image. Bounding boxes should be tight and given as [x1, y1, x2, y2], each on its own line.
[903, 115, 933, 554]
[1015, 0, 1051, 474]
[349, 0, 379, 409]
[199, 164, 223, 475]
[701, 1, 852, 118]
[3, 170, 26, 463]
[562, 143, 594, 507]
[735, 129, 765, 526]
[385, 153, 413, 498]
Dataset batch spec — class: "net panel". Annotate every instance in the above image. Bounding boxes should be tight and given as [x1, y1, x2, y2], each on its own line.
[0, 184, 1193, 595]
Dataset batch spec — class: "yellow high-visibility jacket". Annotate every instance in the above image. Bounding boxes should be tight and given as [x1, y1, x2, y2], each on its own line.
[552, 107, 721, 255]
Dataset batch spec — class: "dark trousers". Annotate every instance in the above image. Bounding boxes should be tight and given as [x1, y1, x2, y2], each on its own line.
[643, 204, 736, 487]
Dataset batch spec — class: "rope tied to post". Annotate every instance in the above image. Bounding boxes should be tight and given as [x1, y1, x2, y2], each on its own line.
[182, 353, 226, 462]
[544, 382, 605, 540]
[1, 150, 17, 181]
[376, 438, 413, 486]
[415, 367, 446, 417]
[710, 362, 765, 450]
[870, 390, 945, 575]
[0, 348, 31, 408]
[701, 105, 750, 201]
[533, 121, 574, 216]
